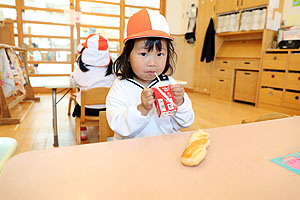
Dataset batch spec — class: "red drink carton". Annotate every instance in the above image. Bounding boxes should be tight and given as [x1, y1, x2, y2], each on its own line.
[153, 85, 178, 117]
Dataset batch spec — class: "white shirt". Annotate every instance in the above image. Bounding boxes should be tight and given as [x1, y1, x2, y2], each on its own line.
[70, 62, 115, 109]
[106, 76, 194, 139]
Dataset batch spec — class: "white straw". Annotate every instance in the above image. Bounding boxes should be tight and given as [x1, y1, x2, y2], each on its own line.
[154, 72, 163, 86]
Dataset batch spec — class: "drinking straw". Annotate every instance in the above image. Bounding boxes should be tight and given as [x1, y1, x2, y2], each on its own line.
[155, 72, 163, 86]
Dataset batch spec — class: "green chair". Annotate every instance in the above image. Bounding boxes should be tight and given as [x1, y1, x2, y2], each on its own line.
[0, 137, 18, 173]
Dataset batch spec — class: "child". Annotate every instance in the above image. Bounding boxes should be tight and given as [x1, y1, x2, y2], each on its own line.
[106, 9, 194, 140]
[71, 33, 115, 139]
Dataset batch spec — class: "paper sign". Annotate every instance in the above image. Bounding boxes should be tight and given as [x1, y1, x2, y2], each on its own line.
[270, 151, 300, 175]
[269, 0, 280, 9]
[293, 0, 300, 7]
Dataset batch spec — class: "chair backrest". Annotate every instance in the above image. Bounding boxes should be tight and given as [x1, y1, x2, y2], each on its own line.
[80, 87, 110, 123]
[99, 111, 114, 142]
[241, 112, 291, 124]
[0, 137, 17, 173]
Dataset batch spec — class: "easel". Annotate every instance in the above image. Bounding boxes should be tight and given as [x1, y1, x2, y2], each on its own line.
[0, 44, 40, 125]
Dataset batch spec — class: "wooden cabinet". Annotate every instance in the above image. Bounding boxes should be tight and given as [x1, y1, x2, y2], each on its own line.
[261, 71, 285, 88]
[216, 0, 238, 14]
[240, 0, 269, 9]
[262, 53, 287, 70]
[210, 62, 234, 101]
[283, 91, 300, 110]
[216, 0, 268, 13]
[259, 88, 283, 106]
[211, 77, 233, 100]
[258, 50, 300, 113]
[234, 70, 258, 103]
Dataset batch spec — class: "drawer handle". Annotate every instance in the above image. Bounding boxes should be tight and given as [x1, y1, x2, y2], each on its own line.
[296, 96, 299, 100]
[219, 79, 224, 82]
[273, 56, 277, 60]
[298, 77, 300, 81]
[244, 62, 250, 64]
[269, 92, 273, 96]
[222, 61, 228, 64]
[220, 69, 225, 71]
[244, 72, 250, 75]
[271, 74, 275, 78]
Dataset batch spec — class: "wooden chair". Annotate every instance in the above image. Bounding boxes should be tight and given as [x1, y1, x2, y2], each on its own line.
[0, 137, 17, 173]
[75, 87, 110, 144]
[99, 111, 114, 142]
[67, 94, 76, 116]
[241, 113, 291, 124]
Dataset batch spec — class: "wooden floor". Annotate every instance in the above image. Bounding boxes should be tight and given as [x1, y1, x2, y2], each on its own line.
[0, 91, 284, 155]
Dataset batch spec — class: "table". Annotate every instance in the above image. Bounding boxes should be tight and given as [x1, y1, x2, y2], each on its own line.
[44, 76, 73, 146]
[0, 117, 299, 200]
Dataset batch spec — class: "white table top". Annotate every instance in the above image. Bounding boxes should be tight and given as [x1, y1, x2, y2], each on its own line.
[0, 116, 299, 200]
[43, 76, 73, 89]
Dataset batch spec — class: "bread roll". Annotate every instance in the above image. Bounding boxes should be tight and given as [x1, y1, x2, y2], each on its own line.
[180, 129, 210, 167]
[189, 129, 209, 144]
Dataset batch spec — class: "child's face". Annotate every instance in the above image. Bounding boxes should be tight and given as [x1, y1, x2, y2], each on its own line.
[129, 38, 168, 86]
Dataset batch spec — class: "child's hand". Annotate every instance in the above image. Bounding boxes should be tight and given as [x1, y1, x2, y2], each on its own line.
[171, 84, 184, 106]
[138, 88, 155, 116]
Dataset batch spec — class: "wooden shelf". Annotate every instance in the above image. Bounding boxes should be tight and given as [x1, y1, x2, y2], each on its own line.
[265, 49, 300, 52]
[216, 40, 262, 58]
[216, 30, 264, 36]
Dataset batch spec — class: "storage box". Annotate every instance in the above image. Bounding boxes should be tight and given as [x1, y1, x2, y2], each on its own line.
[283, 30, 300, 40]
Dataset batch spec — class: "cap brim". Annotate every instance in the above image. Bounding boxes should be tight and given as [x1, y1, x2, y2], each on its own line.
[124, 30, 174, 43]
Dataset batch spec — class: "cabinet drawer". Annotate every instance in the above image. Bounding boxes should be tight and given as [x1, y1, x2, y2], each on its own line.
[289, 54, 300, 71]
[215, 59, 234, 68]
[210, 78, 232, 100]
[283, 91, 300, 110]
[212, 67, 234, 79]
[261, 71, 285, 88]
[259, 88, 283, 106]
[286, 72, 300, 90]
[235, 60, 260, 70]
[262, 53, 287, 70]
[234, 70, 258, 103]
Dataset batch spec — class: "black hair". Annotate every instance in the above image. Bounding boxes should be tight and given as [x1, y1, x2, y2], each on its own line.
[76, 47, 113, 76]
[113, 37, 177, 80]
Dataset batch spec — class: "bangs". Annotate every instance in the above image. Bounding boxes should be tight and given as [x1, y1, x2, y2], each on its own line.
[144, 37, 163, 52]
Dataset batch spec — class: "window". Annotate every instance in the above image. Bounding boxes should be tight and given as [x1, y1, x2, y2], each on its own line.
[0, 0, 163, 87]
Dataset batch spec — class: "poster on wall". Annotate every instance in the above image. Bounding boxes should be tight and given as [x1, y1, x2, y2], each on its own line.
[293, 0, 300, 7]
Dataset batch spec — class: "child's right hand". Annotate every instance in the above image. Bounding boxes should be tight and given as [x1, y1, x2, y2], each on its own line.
[137, 88, 155, 116]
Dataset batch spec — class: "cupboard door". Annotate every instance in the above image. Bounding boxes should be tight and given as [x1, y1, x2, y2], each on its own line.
[235, 60, 260, 70]
[234, 70, 258, 103]
[240, 0, 268, 9]
[289, 54, 300, 71]
[286, 72, 300, 90]
[261, 71, 285, 88]
[216, 0, 238, 14]
[211, 78, 232, 100]
[262, 53, 287, 70]
[283, 91, 300, 110]
[259, 88, 283, 106]
[212, 67, 234, 79]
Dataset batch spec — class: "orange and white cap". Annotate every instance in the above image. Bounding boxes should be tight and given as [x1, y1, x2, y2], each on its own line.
[77, 43, 85, 54]
[124, 8, 173, 43]
[81, 33, 111, 67]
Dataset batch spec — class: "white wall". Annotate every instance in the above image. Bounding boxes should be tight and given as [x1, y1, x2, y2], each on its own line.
[166, 0, 198, 34]
[282, 0, 300, 26]
[165, 0, 197, 89]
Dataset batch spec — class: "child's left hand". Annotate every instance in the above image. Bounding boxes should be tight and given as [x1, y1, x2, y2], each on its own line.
[171, 84, 184, 106]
